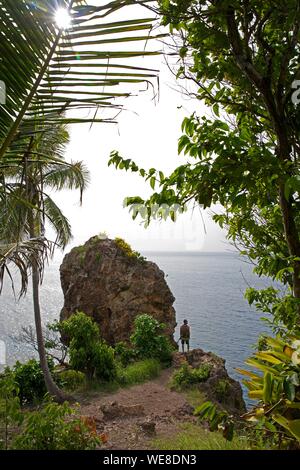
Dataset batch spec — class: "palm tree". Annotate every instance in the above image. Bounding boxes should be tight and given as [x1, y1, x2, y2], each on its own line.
[0, 116, 89, 401]
[0, 1, 161, 399]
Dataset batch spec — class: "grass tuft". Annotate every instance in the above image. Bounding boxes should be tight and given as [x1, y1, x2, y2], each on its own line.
[152, 422, 250, 450]
[117, 359, 161, 386]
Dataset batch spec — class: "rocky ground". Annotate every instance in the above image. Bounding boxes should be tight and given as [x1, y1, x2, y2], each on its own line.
[78, 368, 196, 450]
[77, 350, 246, 450]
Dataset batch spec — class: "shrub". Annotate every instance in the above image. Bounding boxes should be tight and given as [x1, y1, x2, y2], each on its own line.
[196, 334, 300, 449]
[12, 401, 101, 450]
[239, 334, 300, 448]
[115, 237, 146, 262]
[59, 370, 86, 391]
[59, 312, 116, 381]
[117, 359, 161, 386]
[92, 342, 116, 381]
[7, 359, 61, 404]
[130, 314, 173, 363]
[214, 379, 231, 402]
[0, 374, 23, 449]
[171, 363, 212, 389]
[114, 342, 136, 366]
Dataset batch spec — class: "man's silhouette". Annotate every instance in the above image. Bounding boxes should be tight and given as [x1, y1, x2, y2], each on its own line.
[180, 319, 190, 353]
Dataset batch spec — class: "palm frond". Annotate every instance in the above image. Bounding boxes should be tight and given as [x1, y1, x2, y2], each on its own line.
[0, 238, 54, 297]
[0, 0, 161, 159]
[43, 160, 90, 201]
[43, 196, 72, 248]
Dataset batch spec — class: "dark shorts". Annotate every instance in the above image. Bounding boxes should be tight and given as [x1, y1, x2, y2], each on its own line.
[181, 338, 189, 346]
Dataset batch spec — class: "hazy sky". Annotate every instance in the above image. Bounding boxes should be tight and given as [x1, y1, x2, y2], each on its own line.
[49, 4, 229, 253]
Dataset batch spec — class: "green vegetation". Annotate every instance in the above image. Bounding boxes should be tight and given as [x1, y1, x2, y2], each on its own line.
[73, 245, 87, 256]
[0, 0, 159, 405]
[12, 401, 100, 450]
[115, 237, 146, 262]
[3, 359, 62, 405]
[151, 423, 250, 451]
[196, 334, 300, 449]
[59, 370, 86, 392]
[171, 364, 212, 390]
[0, 372, 101, 450]
[110, 0, 300, 334]
[240, 334, 300, 447]
[107, 0, 300, 450]
[214, 379, 231, 402]
[115, 341, 136, 367]
[2, 0, 300, 451]
[59, 312, 116, 382]
[184, 387, 207, 409]
[117, 359, 161, 386]
[131, 314, 173, 364]
[0, 374, 23, 450]
[0, 114, 89, 403]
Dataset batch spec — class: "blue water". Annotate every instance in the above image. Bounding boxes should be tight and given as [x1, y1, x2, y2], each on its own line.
[0, 251, 272, 404]
[147, 252, 271, 386]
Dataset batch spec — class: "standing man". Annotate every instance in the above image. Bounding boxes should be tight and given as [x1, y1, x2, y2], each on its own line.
[180, 319, 190, 353]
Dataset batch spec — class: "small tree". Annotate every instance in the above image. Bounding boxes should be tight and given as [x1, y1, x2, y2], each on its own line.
[59, 312, 116, 381]
[130, 314, 173, 363]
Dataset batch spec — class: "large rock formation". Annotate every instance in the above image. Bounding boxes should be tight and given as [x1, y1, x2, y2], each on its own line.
[60, 236, 176, 345]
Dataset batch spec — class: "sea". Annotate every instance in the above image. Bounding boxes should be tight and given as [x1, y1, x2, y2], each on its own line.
[0, 251, 273, 404]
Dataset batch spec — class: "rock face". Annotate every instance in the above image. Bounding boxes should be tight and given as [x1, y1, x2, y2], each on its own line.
[60, 236, 176, 345]
[172, 349, 246, 415]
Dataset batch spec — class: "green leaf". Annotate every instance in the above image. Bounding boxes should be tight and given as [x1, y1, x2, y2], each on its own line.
[263, 372, 274, 403]
[150, 177, 156, 190]
[288, 420, 300, 441]
[284, 380, 296, 402]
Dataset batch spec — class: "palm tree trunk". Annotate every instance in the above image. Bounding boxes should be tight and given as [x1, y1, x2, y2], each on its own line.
[31, 262, 67, 403]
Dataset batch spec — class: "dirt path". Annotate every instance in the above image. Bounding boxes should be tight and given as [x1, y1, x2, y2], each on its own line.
[79, 369, 196, 450]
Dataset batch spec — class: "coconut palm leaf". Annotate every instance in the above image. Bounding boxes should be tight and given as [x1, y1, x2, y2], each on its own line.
[43, 196, 72, 248]
[0, 237, 53, 297]
[0, 0, 161, 159]
[43, 161, 90, 202]
[0, 111, 89, 294]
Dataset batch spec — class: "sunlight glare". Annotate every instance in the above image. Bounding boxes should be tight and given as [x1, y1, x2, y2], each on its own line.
[55, 8, 71, 29]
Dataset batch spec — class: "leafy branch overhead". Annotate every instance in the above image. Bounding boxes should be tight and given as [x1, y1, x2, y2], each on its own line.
[109, 0, 300, 327]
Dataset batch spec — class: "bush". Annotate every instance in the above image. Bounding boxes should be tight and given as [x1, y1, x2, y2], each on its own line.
[130, 314, 173, 363]
[114, 237, 146, 262]
[196, 334, 300, 449]
[117, 359, 161, 386]
[59, 312, 116, 381]
[59, 370, 86, 391]
[114, 342, 136, 366]
[12, 400, 101, 450]
[171, 363, 212, 389]
[6, 359, 61, 404]
[92, 342, 116, 381]
[0, 374, 23, 449]
[214, 379, 231, 402]
[239, 334, 300, 448]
